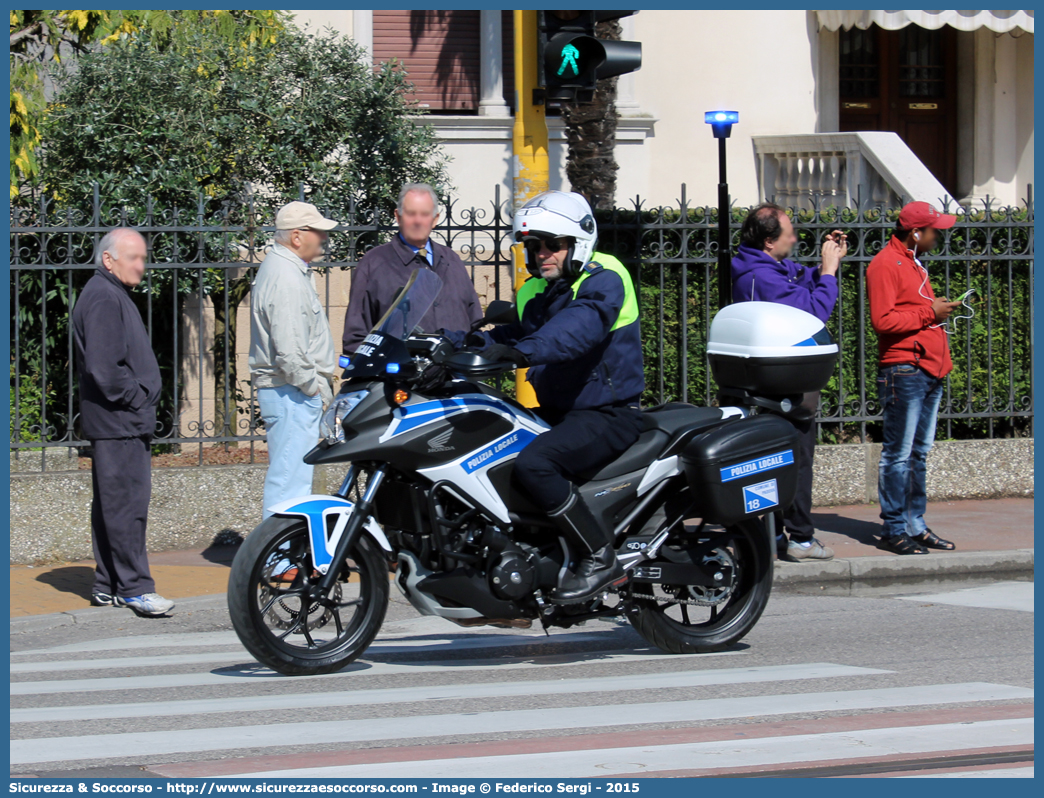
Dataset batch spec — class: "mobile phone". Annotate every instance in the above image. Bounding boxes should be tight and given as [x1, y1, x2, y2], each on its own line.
[955, 288, 975, 302]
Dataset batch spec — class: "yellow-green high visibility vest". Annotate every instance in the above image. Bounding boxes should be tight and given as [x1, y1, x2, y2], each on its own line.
[515, 252, 639, 332]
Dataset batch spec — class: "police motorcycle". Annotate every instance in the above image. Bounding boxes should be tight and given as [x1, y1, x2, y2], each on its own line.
[228, 268, 838, 675]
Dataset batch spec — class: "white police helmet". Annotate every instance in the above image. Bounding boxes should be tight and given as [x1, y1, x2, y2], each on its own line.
[512, 191, 597, 278]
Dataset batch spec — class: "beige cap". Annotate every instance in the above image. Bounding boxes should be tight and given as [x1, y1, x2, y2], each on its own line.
[275, 201, 338, 231]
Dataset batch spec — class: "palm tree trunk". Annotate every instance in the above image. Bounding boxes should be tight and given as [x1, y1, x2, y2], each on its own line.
[561, 18, 621, 210]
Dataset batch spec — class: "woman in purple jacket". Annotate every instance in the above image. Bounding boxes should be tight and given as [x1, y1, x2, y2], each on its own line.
[730, 204, 847, 562]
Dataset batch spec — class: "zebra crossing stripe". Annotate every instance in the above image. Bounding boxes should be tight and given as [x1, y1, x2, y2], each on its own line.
[229, 717, 1035, 779]
[10, 630, 627, 674]
[10, 662, 889, 723]
[9, 682, 1033, 765]
[9, 647, 743, 696]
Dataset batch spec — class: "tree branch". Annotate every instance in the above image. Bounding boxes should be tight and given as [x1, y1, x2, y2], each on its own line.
[10, 23, 44, 48]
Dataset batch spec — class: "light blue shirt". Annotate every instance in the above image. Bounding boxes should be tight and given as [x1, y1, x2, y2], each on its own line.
[398, 232, 433, 267]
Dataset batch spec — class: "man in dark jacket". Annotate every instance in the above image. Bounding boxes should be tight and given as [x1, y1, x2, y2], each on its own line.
[450, 191, 644, 604]
[342, 183, 482, 353]
[72, 228, 173, 616]
[731, 204, 847, 562]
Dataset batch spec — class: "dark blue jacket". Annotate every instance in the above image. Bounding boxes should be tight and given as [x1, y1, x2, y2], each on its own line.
[731, 244, 838, 323]
[453, 262, 644, 415]
[72, 267, 162, 440]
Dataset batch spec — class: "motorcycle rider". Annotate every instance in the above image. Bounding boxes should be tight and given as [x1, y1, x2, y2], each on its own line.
[447, 191, 644, 604]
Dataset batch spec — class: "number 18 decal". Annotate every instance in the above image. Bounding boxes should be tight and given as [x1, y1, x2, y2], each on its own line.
[742, 478, 779, 514]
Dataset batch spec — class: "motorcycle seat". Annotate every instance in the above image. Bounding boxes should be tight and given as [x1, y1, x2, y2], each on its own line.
[642, 403, 728, 438]
[576, 429, 670, 482]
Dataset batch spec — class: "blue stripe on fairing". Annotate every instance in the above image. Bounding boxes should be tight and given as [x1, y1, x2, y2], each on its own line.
[462, 428, 538, 473]
[279, 498, 348, 569]
[793, 337, 818, 346]
[391, 397, 527, 435]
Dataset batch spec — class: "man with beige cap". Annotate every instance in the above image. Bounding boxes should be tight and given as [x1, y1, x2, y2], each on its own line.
[249, 201, 338, 518]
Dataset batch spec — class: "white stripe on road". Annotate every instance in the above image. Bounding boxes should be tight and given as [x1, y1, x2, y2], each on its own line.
[900, 766, 1034, 778]
[8, 616, 568, 657]
[10, 631, 246, 657]
[896, 581, 1035, 613]
[9, 648, 742, 696]
[232, 718, 1035, 779]
[9, 682, 1032, 765]
[10, 630, 635, 674]
[11, 662, 888, 723]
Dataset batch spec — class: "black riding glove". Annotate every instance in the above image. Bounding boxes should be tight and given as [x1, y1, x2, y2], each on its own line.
[480, 344, 528, 366]
[465, 331, 488, 348]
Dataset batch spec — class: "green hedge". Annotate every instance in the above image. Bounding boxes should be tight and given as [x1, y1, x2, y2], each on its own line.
[594, 203, 1033, 442]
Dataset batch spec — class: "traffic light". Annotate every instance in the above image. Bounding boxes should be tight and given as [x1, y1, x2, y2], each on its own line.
[538, 10, 642, 104]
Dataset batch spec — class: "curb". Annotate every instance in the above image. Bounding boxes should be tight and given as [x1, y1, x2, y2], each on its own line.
[9, 552, 1035, 632]
[774, 548, 1034, 588]
[9, 593, 228, 634]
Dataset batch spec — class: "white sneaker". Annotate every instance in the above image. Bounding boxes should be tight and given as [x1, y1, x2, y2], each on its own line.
[784, 538, 835, 562]
[115, 593, 175, 616]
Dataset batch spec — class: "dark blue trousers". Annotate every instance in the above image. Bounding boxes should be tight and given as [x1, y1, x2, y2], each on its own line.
[90, 437, 156, 597]
[514, 406, 644, 512]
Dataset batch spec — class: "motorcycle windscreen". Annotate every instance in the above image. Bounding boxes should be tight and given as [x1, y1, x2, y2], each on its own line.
[371, 267, 443, 341]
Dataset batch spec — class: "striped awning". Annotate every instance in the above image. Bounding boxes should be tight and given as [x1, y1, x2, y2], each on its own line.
[816, 9, 1034, 35]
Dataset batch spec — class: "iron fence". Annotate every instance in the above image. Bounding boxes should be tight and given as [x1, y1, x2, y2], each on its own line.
[9, 185, 1033, 469]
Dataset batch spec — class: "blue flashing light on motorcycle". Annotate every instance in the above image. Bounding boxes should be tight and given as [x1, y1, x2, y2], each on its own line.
[385, 362, 400, 374]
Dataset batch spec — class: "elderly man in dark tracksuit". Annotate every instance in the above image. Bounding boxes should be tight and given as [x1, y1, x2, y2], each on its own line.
[447, 191, 644, 605]
[72, 227, 173, 616]
[343, 183, 482, 353]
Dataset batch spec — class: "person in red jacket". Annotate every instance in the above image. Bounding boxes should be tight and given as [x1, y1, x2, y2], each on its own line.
[866, 202, 962, 555]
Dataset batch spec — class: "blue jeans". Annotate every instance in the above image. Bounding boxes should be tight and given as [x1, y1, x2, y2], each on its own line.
[877, 364, 944, 539]
[258, 385, 324, 519]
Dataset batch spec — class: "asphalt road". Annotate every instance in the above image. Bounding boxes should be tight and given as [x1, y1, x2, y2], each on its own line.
[9, 578, 1034, 779]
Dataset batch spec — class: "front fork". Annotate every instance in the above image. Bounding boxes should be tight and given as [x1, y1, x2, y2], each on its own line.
[310, 464, 387, 599]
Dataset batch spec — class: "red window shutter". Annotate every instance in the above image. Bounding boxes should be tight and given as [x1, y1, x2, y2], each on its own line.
[372, 10, 480, 113]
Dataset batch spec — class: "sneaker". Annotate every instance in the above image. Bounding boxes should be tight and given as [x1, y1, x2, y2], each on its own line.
[115, 593, 175, 616]
[784, 538, 835, 562]
[876, 534, 929, 555]
[90, 591, 115, 607]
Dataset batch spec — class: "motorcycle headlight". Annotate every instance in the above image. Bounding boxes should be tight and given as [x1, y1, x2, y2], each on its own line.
[320, 390, 368, 442]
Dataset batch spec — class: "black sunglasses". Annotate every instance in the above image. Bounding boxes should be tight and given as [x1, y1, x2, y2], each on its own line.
[524, 236, 571, 254]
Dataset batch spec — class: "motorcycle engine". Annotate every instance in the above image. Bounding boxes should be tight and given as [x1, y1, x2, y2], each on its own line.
[489, 551, 537, 601]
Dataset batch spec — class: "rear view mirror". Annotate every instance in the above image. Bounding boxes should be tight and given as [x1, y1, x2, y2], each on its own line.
[471, 300, 517, 331]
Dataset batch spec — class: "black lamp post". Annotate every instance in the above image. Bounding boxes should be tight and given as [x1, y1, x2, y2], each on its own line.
[705, 111, 738, 309]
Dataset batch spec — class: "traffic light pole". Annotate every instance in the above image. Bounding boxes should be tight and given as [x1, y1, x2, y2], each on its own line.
[511, 9, 546, 407]
[717, 136, 731, 309]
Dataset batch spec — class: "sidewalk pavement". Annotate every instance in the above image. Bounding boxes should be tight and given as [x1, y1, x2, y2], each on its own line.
[9, 498, 1033, 618]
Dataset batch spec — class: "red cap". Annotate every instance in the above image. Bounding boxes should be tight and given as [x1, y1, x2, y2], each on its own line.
[898, 201, 956, 230]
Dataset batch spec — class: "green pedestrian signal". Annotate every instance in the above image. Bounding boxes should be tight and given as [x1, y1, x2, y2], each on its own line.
[537, 10, 642, 105]
[557, 43, 580, 77]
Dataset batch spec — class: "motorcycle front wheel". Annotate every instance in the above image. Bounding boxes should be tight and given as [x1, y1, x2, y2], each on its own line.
[227, 515, 389, 675]
[626, 517, 772, 654]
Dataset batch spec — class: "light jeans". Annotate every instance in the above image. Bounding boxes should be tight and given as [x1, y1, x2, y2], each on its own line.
[258, 384, 324, 519]
[876, 364, 944, 539]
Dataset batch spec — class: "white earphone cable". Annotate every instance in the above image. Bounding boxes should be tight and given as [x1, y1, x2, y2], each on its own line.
[915, 252, 975, 334]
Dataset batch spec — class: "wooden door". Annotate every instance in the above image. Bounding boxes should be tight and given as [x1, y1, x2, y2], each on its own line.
[839, 24, 958, 196]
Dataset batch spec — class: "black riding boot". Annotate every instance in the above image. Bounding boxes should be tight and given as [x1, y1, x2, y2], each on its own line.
[548, 490, 625, 604]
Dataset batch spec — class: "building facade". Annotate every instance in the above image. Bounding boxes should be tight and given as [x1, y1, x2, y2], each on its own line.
[298, 9, 1033, 210]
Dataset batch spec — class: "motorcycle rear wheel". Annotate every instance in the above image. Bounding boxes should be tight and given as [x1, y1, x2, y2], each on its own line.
[626, 517, 772, 654]
[228, 515, 389, 675]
